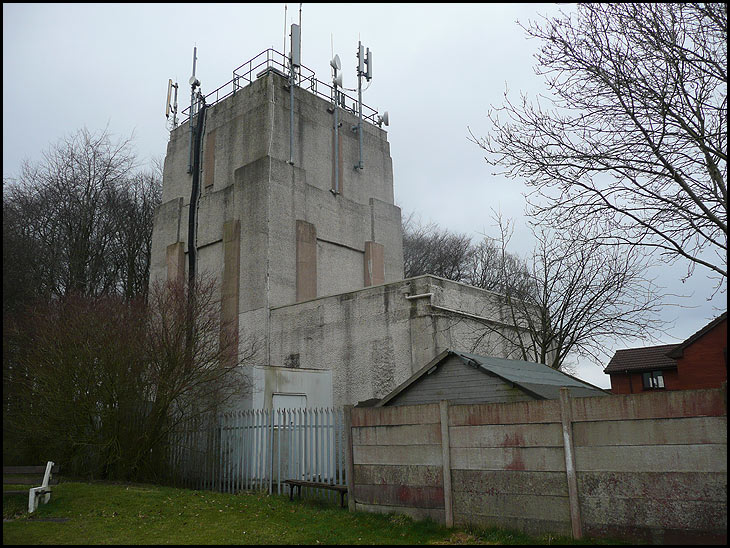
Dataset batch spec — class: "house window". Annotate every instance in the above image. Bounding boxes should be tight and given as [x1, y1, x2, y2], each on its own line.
[642, 370, 665, 389]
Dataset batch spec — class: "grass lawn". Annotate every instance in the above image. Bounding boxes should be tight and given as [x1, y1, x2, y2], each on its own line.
[3, 482, 626, 545]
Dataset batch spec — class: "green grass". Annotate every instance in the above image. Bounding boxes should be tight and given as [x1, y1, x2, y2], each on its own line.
[3, 482, 626, 545]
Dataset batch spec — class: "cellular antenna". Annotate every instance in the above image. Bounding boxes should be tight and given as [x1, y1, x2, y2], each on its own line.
[353, 39, 373, 170]
[165, 78, 179, 129]
[187, 46, 201, 174]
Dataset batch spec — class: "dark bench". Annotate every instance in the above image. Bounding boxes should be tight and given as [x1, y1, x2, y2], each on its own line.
[283, 479, 348, 507]
[3, 462, 59, 513]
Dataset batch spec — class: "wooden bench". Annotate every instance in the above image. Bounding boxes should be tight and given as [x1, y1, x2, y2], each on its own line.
[283, 479, 348, 507]
[3, 462, 59, 513]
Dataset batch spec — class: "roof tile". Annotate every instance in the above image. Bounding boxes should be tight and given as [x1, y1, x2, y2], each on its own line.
[604, 344, 678, 373]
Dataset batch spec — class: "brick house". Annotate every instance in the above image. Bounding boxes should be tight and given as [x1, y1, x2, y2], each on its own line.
[604, 312, 727, 394]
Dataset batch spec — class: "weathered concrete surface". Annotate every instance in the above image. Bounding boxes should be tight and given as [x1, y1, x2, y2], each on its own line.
[352, 423, 442, 446]
[354, 464, 443, 487]
[350, 389, 727, 544]
[449, 423, 563, 448]
[352, 444, 442, 466]
[575, 444, 726, 472]
[452, 469, 568, 497]
[354, 502, 444, 523]
[351, 402, 441, 428]
[152, 67, 535, 412]
[572, 416, 727, 446]
[151, 71, 403, 306]
[355, 484, 445, 509]
[220, 220, 240, 363]
[270, 275, 527, 407]
[448, 399, 562, 426]
[295, 220, 317, 302]
[451, 446, 567, 472]
[363, 241, 384, 286]
[568, 387, 726, 422]
[166, 241, 185, 285]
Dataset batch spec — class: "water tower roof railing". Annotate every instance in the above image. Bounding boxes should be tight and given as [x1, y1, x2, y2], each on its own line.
[179, 48, 380, 126]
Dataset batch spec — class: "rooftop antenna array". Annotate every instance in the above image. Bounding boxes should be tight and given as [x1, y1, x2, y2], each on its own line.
[165, 79, 179, 129]
[352, 39, 374, 170]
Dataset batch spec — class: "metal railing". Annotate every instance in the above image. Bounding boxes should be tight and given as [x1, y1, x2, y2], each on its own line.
[180, 48, 380, 126]
[168, 407, 348, 501]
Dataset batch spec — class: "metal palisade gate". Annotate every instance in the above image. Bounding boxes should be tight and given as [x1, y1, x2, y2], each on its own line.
[169, 407, 348, 500]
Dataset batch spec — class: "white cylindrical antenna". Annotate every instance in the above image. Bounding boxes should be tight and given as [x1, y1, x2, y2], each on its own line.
[357, 42, 365, 74]
[172, 81, 179, 127]
[166, 79, 173, 118]
[365, 48, 372, 81]
[188, 46, 199, 174]
[290, 23, 301, 67]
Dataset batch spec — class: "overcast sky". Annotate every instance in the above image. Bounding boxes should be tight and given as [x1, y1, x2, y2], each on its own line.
[3, 3, 726, 388]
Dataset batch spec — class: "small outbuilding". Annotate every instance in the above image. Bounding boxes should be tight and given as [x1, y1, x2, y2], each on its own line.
[374, 349, 608, 407]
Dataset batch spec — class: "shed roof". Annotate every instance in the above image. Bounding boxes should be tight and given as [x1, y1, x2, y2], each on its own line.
[376, 350, 608, 406]
[454, 351, 609, 400]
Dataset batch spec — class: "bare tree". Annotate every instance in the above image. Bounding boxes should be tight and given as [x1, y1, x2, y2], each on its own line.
[107, 166, 162, 302]
[401, 212, 531, 293]
[3, 276, 256, 481]
[3, 127, 161, 306]
[465, 237, 533, 295]
[471, 3, 727, 291]
[471, 216, 668, 372]
[402, 213, 475, 281]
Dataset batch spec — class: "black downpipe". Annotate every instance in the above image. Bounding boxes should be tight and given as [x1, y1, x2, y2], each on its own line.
[184, 100, 207, 372]
[188, 101, 207, 286]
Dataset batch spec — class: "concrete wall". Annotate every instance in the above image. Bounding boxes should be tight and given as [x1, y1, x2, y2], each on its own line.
[151, 69, 403, 302]
[347, 387, 727, 544]
[269, 275, 528, 407]
[150, 70, 406, 397]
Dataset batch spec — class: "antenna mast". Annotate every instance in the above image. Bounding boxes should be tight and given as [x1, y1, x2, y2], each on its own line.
[187, 46, 201, 174]
[289, 22, 301, 165]
[330, 53, 342, 195]
[353, 40, 372, 170]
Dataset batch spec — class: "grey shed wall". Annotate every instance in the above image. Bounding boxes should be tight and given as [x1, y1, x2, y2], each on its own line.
[386, 355, 534, 406]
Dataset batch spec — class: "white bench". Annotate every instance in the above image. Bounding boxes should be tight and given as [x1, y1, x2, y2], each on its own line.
[3, 461, 58, 513]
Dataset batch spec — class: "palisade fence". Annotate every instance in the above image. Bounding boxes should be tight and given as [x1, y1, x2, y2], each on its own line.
[168, 408, 348, 502]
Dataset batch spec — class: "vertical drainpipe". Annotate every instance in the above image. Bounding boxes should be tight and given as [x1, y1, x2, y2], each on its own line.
[289, 67, 295, 165]
[188, 97, 206, 285]
[356, 42, 364, 171]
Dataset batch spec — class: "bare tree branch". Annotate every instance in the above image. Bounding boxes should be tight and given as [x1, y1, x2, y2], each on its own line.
[470, 3, 727, 291]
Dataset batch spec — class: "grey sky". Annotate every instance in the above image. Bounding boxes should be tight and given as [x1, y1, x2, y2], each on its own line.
[3, 3, 726, 388]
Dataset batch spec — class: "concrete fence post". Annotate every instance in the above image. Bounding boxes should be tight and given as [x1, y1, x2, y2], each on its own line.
[559, 387, 582, 539]
[344, 405, 355, 512]
[439, 400, 454, 527]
